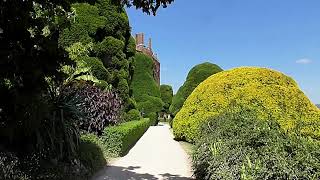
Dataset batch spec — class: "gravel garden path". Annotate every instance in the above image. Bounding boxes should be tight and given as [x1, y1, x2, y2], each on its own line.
[91, 123, 194, 180]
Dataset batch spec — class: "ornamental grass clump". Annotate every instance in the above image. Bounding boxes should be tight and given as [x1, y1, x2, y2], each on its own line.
[173, 67, 320, 142]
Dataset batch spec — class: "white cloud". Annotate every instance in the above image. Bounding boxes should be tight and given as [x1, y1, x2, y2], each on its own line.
[296, 58, 312, 64]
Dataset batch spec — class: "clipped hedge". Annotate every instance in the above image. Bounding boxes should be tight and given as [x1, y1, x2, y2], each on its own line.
[101, 118, 150, 157]
[173, 67, 320, 142]
[193, 110, 320, 180]
[79, 134, 107, 175]
[131, 53, 164, 115]
[170, 62, 223, 116]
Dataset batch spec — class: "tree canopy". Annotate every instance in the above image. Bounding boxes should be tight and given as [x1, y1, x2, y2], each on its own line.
[120, 0, 174, 15]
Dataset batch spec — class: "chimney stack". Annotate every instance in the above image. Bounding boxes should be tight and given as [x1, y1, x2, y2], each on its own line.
[135, 33, 144, 46]
[148, 38, 152, 50]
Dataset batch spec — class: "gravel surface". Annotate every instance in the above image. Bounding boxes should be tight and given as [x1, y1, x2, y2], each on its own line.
[91, 123, 194, 180]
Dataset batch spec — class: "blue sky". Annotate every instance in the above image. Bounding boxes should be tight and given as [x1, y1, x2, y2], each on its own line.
[127, 0, 320, 104]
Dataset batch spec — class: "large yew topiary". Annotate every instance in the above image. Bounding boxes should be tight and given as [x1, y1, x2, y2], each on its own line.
[59, 0, 135, 111]
[131, 53, 164, 116]
[173, 67, 320, 142]
[169, 62, 223, 116]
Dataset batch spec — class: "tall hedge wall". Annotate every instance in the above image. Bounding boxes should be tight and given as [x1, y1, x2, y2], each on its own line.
[169, 62, 223, 116]
[131, 53, 164, 116]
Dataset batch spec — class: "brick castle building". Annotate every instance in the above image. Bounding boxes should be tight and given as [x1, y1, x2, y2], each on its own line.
[135, 33, 160, 85]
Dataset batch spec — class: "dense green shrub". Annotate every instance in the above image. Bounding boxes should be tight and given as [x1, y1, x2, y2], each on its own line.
[0, 2, 81, 178]
[101, 119, 151, 157]
[0, 152, 29, 180]
[136, 95, 164, 115]
[123, 109, 142, 122]
[170, 62, 223, 116]
[173, 67, 320, 142]
[59, 0, 135, 110]
[131, 53, 164, 115]
[160, 85, 173, 112]
[78, 56, 111, 81]
[146, 112, 158, 126]
[193, 110, 320, 180]
[79, 134, 107, 175]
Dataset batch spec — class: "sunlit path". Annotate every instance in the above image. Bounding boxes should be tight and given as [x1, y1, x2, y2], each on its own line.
[91, 123, 193, 180]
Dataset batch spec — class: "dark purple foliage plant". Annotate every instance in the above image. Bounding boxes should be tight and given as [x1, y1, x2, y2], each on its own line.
[60, 81, 122, 135]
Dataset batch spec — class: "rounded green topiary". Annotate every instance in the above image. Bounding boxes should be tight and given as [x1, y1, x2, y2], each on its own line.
[124, 109, 142, 122]
[173, 67, 320, 142]
[169, 62, 223, 116]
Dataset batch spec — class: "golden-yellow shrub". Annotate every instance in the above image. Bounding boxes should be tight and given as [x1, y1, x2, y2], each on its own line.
[173, 67, 320, 142]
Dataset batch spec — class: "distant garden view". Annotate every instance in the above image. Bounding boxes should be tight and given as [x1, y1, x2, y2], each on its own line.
[1, 0, 320, 180]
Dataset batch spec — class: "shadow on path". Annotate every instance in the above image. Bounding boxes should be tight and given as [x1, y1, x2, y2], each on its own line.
[92, 165, 194, 180]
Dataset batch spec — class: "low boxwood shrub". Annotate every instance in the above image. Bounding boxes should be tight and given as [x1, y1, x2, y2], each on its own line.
[79, 134, 107, 175]
[192, 110, 320, 180]
[101, 119, 150, 157]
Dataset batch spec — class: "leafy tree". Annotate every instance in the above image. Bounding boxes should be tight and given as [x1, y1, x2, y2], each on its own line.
[0, 1, 87, 178]
[119, 0, 174, 15]
[0, 0, 74, 152]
